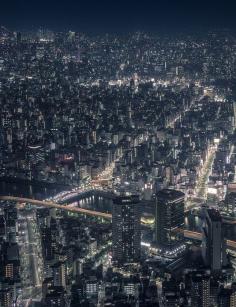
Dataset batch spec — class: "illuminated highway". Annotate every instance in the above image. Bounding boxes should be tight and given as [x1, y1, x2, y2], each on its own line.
[179, 229, 236, 250]
[1, 196, 236, 251]
[194, 146, 216, 200]
[0, 196, 112, 219]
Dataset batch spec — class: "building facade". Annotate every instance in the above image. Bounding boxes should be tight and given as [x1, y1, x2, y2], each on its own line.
[112, 195, 141, 265]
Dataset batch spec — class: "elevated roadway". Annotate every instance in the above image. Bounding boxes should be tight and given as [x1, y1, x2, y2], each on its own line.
[178, 229, 236, 251]
[0, 196, 112, 219]
[1, 196, 236, 250]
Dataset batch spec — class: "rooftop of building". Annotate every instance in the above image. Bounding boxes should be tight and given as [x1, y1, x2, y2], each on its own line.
[207, 208, 222, 222]
[113, 195, 140, 205]
[156, 189, 185, 201]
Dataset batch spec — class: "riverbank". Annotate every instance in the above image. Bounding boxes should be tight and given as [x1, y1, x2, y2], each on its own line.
[0, 176, 70, 199]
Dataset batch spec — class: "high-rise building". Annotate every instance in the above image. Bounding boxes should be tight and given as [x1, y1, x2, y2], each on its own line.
[27, 144, 45, 167]
[0, 213, 6, 239]
[85, 276, 98, 299]
[44, 287, 66, 307]
[225, 183, 236, 217]
[226, 191, 236, 217]
[218, 288, 232, 307]
[112, 195, 141, 265]
[230, 284, 236, 307]
[52, 262, 66, 288]
[0, 287, 14, 307]
[218, 284, 236, 307]
[202, 209, 227, 273]
[190, 271, 210, 307]
[155, 189, 185, 251]
[233, 101, 236, 130]
[162, 278, 181, 306]
[16, 32, 21, 44]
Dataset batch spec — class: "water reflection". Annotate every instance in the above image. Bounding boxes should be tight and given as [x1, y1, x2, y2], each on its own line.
[1, 180, 236, 241]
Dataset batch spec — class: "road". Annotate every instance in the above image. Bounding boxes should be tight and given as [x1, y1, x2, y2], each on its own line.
[2, 195, 236, 253]
[179, 229, 236, 251]
[0, 195, 112, 219]
[26, 216, 41, 287]
[195, 147, 216, 199]
[185, 145, 216, 212]
[17, 210, 43, 306]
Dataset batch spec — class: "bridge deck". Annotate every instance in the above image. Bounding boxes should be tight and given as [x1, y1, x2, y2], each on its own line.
[0, 196, 112, 219]
[1, 196, 236, 250]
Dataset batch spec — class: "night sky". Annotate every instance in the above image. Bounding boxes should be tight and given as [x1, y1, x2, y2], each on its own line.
[1, 0, 236, 33]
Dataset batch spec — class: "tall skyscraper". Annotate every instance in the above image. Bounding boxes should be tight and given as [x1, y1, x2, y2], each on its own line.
[190, 271, 210, 307]
[202, 209, 228, 273]
[112, 195, 141, 265]
[155, 189, 185, 251]
[225, 183, 236, 217]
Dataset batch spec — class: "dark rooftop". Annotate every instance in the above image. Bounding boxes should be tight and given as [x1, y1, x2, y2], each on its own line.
[113, 195, 140, 205]
[207, 208, 222, 222]
[156, 189, 185, 201]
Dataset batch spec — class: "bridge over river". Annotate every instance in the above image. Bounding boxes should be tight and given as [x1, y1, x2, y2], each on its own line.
[1, 195, 236, 251]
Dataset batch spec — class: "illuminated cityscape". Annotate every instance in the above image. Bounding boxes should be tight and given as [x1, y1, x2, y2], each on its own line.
[1, 1, 236, 306]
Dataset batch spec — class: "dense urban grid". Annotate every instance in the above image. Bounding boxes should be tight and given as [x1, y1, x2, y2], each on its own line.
[1, 26, 236, 306]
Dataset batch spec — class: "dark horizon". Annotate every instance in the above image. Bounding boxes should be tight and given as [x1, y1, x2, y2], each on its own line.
[1, 0, 236, 34]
